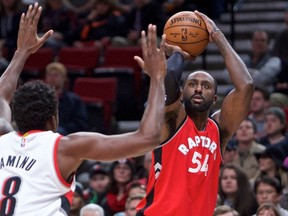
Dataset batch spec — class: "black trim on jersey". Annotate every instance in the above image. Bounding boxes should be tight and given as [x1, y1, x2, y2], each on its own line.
[137, 146, 163, 215]
[208, 117, 224, 162]
[60, 195, 71, 215]
[136, 186, 155, 216]
[209, 117, 222, 145]
[160, 115, 188, 145]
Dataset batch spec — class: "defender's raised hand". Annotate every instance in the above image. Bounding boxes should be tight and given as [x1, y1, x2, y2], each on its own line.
[134, 24, 167, 80]
[0, 3, 54, 123]
[17, 3, 53, 54]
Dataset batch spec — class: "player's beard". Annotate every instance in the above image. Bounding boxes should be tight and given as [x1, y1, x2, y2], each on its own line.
[183, 95, 213, 113]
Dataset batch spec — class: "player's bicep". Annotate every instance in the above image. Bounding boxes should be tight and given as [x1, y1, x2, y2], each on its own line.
[218, 89, 251, 140]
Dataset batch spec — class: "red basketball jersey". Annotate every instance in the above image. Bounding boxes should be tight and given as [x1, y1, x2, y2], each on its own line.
[137, 117, 222, 216]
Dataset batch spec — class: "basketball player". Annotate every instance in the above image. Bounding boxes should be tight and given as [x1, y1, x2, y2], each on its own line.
[0, 4, 167, 216]
[136, 11, 254, 216]
[0, 3, 53, 135]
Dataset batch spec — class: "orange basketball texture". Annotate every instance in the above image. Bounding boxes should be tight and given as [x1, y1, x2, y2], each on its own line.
[164, 11, 209, 57]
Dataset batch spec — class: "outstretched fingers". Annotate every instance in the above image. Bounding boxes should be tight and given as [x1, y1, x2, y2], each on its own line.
[31, 3, 42, 28]
[147, 24, 157, 54]
[19, 13, 25, 32]
[28, 3, 39, 27]
[24, 4, 33, 21]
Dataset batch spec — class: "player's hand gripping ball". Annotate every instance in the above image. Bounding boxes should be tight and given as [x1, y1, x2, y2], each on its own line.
[164, 11, 209, 57]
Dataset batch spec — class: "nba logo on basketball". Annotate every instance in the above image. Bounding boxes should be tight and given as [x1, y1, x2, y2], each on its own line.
[164, 11, 209, 56]
[181, 28, 187, 41]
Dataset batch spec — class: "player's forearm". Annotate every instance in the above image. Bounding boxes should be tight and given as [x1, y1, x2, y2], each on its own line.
[0, 49, 30, 102]
[138, 77, 165, 146]
[213, 31, 254, 91]
[165, 51, 184, 105]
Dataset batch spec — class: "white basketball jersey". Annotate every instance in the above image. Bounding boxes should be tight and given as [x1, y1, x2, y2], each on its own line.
[0, 130, 74, 216]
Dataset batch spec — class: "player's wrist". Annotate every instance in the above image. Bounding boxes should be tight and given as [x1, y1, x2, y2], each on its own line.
[14, 49, 30, 60]
[210, 28, 221, 40]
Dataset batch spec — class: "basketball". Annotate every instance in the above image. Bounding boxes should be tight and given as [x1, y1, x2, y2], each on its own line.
[163, 11, 209, 57]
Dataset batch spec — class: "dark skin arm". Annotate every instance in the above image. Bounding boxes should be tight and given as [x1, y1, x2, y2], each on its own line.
[160, 11, 254, 152]
[195, 11, 254, 153]
[160, 44, 191, 142]
[58, 25, 167, 181]
[0, 3, 53, 122]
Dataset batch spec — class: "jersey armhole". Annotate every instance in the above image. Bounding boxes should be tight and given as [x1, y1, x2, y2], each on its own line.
[53, 135, 72, 188]
[209, 118, 224, 162]
[161, 115, 188, 145]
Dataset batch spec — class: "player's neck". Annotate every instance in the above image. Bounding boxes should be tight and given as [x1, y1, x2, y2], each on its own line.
[190, 115, 209, 131]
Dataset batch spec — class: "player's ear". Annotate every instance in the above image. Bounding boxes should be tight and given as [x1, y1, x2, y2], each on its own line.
[46, 115, 58, 132]
[52, 115, 59, 132]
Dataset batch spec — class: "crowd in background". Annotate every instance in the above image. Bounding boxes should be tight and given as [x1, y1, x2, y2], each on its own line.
[1, 0, 288, 215]
[0, 0, 225, 62]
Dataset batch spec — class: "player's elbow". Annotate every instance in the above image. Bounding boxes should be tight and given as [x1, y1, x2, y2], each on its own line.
[242, 78, 254, 96]
[138, 125, 162, 148]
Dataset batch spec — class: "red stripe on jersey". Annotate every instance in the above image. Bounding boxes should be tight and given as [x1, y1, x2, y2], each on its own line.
[53, 135, 71, 188]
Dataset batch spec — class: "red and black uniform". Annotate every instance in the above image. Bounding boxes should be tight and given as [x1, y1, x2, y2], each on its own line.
[137, 116, 222, 216]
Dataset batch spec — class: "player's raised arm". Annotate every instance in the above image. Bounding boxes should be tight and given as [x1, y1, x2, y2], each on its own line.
[58, 25, 167, 179]
[0, 3, 53, 122]
[195, 10, 254, 150]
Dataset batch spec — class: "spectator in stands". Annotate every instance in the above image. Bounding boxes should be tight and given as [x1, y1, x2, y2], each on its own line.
[125, 180, 146, 197]
[192, 0, 226, 20]
[103, 159, 135, 216]
[83, 163, 110, 206]
[0, 0, 25, 60]
[162, 0, 197, 18]
[21, 0, 45, 6]
[80, 203, 105, 216]
[255, 202, 280, 216]
[248, 87, 270, 139]
[39, 0, 78, 53]
[134, 151, 152, 183]
[45, 62, 89, 135]
[280, 189, 288, 211]
[271, 5, 288, 107]
[73, 0, 125, 49]
[218, 163, 258, 216]
[114, 0, 133, 14]
[232, 117, 266, 179]
[244, 30, 281, 93]
[284, 157, 288, 171]
[124, 194, 145, 216]
[222, 30, 281, 93]
[259, 106, 288, 147]
[253, 176, 288, 216]
[222, 141, 238, 165]
[251, 146, 288, 191]
[69, 182, 85, 216]
[111, 0, 165, 46]
[62, 0, 94, 16]
[213, 205, 239, 216]
[113, 193, 145, 216]
[0, 41, 9, 75]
